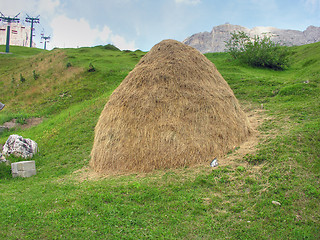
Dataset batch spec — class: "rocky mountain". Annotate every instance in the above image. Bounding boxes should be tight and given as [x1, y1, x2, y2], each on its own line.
[183, 24, 320, 53]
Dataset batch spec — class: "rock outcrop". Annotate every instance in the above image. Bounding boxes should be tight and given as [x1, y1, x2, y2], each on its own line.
[183, 24, 320, 53]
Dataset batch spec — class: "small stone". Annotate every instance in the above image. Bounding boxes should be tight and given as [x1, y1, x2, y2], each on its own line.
[272, 201, 281, 206]
[210, 158, 218, 167]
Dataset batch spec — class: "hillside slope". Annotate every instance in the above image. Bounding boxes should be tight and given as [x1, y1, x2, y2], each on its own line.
[0, 42, 319, 239]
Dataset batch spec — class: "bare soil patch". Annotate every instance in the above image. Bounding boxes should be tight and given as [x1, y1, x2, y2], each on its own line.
[2, 117, 44, 130]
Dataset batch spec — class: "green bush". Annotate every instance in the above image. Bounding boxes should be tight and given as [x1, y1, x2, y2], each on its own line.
[225, 31, 290, 70]
[20, 73, 26, 83]
[33, 70, 39, 80]
[66, 62, 72, 68]
[88, 63, 96, 72]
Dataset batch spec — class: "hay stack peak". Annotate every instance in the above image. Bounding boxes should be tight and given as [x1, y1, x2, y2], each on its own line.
[90, 39, 251, 173]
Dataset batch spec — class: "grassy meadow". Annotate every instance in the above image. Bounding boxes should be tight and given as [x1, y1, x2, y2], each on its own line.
[0, 42, 319, 239]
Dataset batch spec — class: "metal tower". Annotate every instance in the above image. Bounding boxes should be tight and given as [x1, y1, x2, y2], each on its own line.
[25, 14, 40, 48]
[0, 12, 20, 53]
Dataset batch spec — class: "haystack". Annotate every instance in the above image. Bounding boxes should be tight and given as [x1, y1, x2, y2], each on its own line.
[90, 39, 251, 173]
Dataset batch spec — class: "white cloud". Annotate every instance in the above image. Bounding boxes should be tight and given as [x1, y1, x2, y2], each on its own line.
[50, 15, 109, 48]
[0, 0, 60, 16]
[110, 35, 135, 50]
[37, 0, 60, 16]
[303, 0, 320, 11]
[50, 15, 135, 50]
[175, 0, 201, 5]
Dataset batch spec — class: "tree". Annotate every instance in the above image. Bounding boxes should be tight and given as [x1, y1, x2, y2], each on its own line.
[225, 31, 290, 70]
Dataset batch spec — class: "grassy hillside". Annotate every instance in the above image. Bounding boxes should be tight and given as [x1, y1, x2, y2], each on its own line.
[0, 43, 319, 239]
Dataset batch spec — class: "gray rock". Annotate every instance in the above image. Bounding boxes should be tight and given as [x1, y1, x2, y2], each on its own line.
[183, 24, 320, 53]
[2, 134, 38, 159]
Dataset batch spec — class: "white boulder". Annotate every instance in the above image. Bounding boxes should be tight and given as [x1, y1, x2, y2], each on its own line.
[2, 134, 38, 158]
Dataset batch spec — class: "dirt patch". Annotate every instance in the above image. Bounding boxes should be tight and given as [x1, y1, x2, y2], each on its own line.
[22, 117, 43, 129]
[2, 117, 44, 130]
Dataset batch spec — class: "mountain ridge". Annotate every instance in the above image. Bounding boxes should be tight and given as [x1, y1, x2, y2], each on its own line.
[183, 24, 320, 53]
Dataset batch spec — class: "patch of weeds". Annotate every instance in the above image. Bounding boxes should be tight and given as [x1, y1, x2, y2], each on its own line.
[268, 172, 282, 181]
[20, 73, 26, 83]
[193, 174, 213, 187]
[219, 175, 230, 184]
[16, 116, 27, 125]
[88, 63, 95, 72]
[244, 153, 266, 165]
[66, 62, 72, 68]
[304, 185, 320, 198]
[0, 162, 12, 179]
[128, 182, 141, 190]
[33, 70, 40, 80]
[245, 177, 256, 185]
[271, 89, 279, 97]
[236, 166, 246, 172]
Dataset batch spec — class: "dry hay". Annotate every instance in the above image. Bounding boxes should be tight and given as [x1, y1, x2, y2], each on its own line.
[90, 39, 251, 173]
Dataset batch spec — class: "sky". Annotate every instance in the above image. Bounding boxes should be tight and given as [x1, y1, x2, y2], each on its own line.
[0, 0, 319, 51]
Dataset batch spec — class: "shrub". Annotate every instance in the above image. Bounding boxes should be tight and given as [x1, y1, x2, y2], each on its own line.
[20, 73, 26, 83]
[33, 70, 39, 80]
[88, 63, 95, 72]
[66, 62, 72, 68]
[225, 31, 290, 70]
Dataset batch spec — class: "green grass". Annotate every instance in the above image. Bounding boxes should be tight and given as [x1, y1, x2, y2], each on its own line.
[0, 43, 319, 239]
[0, 45, 45, 56]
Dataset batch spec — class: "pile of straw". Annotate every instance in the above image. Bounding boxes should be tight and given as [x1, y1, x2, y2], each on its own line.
[90, 39, 251, 173]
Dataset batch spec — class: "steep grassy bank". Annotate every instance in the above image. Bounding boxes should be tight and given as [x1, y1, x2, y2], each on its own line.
[0, 43, 319, 239]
